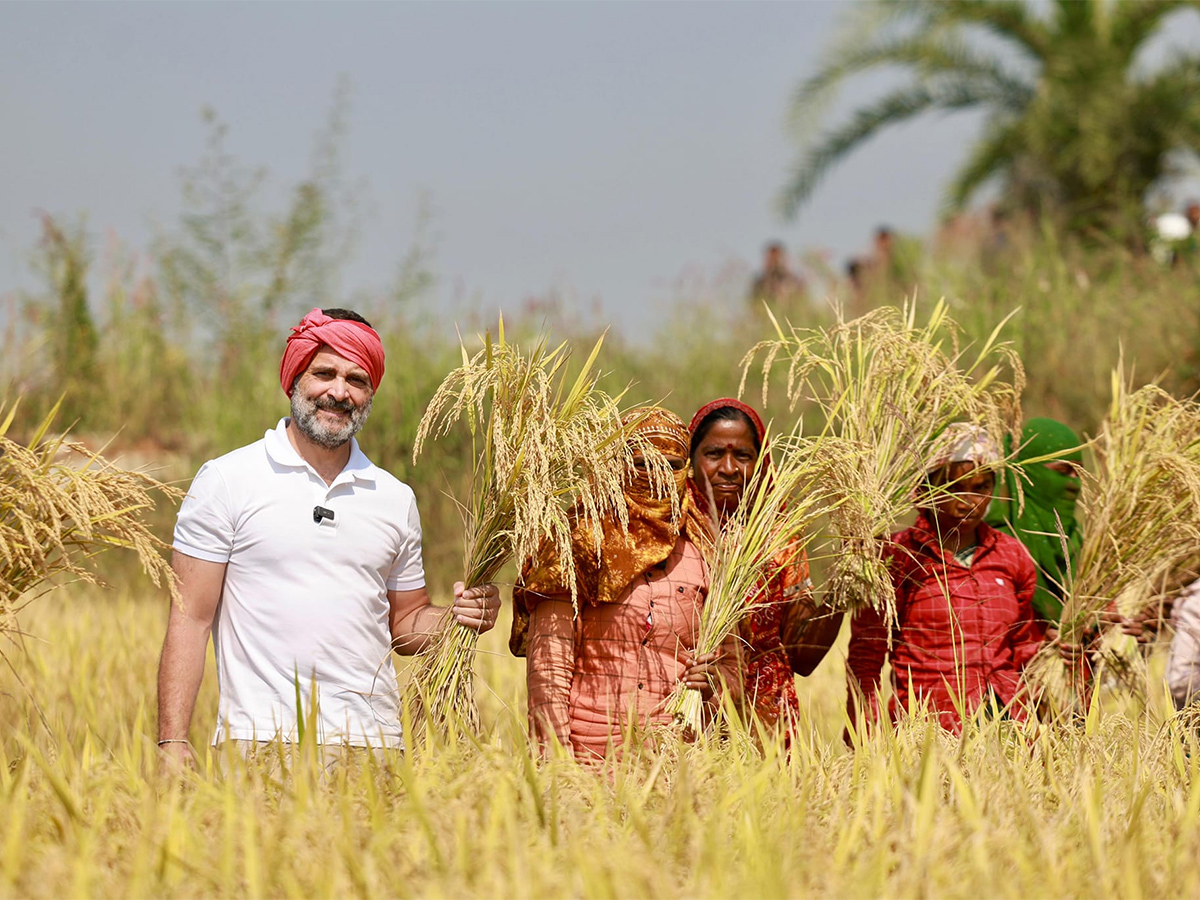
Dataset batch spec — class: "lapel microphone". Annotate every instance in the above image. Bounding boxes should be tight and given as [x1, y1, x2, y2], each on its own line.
[313, 506, 335, 524]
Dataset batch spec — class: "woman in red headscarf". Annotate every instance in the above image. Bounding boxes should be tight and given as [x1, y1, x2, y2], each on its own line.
[687, 398, 843, 741]
[510, 407, 742, 760]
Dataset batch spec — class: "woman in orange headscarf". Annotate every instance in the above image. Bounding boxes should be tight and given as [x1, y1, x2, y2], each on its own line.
[510, 407, 741, 760]
[687, 398, 843, 741]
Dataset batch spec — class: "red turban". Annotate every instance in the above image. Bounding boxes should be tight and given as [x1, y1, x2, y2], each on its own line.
[279, 308, 386, 397]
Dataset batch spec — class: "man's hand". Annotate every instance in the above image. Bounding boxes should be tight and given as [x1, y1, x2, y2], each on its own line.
[452, 582, 501, 633]
[157, 740, 196, 772]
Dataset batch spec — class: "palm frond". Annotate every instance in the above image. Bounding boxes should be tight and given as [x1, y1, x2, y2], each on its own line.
[788, 26, 1033, 139]
[945, 118, 1024, 211]
[924, 0, 1052, 63]
[1110, 0, 1193, 58]
[782, 80, 1019, 219]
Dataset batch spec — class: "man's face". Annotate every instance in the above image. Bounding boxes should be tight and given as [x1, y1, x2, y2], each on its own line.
[290, 347, 374, 449]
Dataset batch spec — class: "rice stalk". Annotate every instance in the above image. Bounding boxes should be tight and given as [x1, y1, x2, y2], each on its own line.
[1030, 375, 1200, 713]
[664, 426, 855, 735]
[402, 320, 667, 741]
[740, 299, 1023, 626]
[0, 398, 179, 655]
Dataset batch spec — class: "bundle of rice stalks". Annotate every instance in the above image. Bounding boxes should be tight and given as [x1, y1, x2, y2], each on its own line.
[403, 321, 665, 741]
[664, 427, 854, 735]
[740, 300, 1022, 626]
[0, 400, 178, 659]
[1029, 377, 1200, 713]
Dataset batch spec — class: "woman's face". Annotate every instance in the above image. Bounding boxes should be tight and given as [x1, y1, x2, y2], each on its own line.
[691, 417, 759, 516]
[628, 451, 688, 503]
[1043, 459, 1082, 499]
[630, 453, 687, 475]
[930, 462, 995, 535]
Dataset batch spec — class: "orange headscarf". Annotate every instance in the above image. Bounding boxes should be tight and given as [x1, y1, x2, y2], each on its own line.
[509, 407, 712, 656]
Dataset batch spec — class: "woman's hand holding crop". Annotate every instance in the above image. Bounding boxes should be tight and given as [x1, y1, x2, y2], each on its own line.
[680, 652, 723, 702]
[1046, 625, 1087, 663]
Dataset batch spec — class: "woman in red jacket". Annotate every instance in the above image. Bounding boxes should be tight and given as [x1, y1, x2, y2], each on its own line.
[845, 424, 1045, 735]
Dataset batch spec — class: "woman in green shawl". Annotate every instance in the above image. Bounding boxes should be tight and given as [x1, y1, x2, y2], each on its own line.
[987, 418, 1083, 624]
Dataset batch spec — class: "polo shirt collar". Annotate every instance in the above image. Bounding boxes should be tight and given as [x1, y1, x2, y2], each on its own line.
[264, 418, 379, 485]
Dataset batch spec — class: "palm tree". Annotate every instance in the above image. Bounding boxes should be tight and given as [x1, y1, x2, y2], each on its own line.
[782, 0, 1200, 236]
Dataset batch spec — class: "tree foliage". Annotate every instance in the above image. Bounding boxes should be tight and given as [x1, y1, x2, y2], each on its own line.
[34, 213, 97, 422]
[782, 0, 1200, 235]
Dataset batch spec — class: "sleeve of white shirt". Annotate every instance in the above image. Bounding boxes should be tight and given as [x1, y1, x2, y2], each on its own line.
[387, 492, 426, 591]
[173, 461, 235, 563]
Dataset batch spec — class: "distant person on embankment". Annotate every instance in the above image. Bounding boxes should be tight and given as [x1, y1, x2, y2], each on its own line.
[156, 307, 501, 768]
[861, 225, 920, 303]
[749, 241, 807, 309]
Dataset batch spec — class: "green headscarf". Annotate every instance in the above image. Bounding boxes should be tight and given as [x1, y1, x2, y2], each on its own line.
[987, 418, 1084, 623]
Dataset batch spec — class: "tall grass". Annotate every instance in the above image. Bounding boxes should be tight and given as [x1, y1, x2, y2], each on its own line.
[3, 584, 1200, 899]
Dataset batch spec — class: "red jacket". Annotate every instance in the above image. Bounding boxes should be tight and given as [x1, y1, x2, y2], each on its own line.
[846, 513, 1044, 733]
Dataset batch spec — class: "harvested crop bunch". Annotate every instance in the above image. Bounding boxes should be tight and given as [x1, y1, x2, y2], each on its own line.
[0, 401, 178, 653]
[740, 300, 1022, 627]
[403, 321, 662, 741]
[1029, 377, 1200, 713]
[664, 425, 853, 735]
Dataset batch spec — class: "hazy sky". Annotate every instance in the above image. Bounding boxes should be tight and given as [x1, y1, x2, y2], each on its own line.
[0, 2, 1090, 337]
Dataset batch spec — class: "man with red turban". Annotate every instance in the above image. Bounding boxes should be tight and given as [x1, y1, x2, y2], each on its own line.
[156, 308, 501, 767]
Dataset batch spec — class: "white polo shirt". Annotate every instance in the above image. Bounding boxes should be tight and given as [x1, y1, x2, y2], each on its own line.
[173, 418, 425, 747]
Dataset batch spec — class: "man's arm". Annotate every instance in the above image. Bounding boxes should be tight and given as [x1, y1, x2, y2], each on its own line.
[157, 550, 226, 765]
[388, 582, 501, 655]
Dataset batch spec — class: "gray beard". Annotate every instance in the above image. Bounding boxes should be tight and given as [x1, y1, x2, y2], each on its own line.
[290, 390, 373, 449]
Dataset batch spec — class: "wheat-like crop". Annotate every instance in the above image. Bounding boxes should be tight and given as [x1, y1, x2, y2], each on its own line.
[0, 399, 178, 663]
[1029, 376, 1200, 714]
[9, 583, 1200, 900]
[739, 300, 1023, 627]
[665, 426, 854, 735]
[402, 320, 669, 741]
